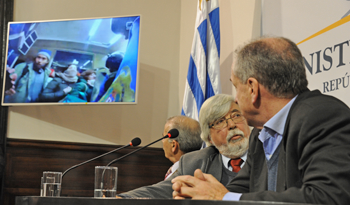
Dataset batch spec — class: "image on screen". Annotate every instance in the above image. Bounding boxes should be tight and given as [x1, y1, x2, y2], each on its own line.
[2, 15, 140, 106]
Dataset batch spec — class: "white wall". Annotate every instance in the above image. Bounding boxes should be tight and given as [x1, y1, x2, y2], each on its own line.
[9, 0, 261, 148]
[261, 0, 350, 107]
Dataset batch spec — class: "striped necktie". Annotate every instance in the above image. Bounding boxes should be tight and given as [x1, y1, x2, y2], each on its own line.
[164, 166, 173, 180]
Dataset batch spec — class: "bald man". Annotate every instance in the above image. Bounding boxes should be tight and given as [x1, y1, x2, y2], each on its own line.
[161, 116, 203, 179]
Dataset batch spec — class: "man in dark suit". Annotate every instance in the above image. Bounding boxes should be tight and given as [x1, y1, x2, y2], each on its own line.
[118, 94, 251, 198]
[172, 37, 350, 205]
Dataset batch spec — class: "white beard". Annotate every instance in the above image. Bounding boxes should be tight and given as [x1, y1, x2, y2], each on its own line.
[213, 129, 249, 159]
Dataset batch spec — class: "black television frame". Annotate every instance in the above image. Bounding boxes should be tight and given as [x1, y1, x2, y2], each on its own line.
[1, 14, 141, 106]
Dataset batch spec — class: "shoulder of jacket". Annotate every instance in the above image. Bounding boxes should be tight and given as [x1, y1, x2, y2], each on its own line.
[182, 146, 218, 161]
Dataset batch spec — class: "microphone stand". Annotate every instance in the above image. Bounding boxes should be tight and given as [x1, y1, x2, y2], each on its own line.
[99, 129, 178, 193]
[99, 137, 164, 193]
[62, 144, 130, 178]
[106, 137, 164, 167]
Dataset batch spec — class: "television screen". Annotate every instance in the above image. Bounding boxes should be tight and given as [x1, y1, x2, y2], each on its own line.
[2, 15, 140, 106]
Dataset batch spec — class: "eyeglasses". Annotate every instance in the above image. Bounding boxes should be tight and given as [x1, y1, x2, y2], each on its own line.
[209, 112, 245, 130]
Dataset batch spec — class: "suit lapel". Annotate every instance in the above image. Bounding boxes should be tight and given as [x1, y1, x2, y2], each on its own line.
[276, 142, 286, 191]
[205, 149, 223, 182]
[251, 130, 269, 191]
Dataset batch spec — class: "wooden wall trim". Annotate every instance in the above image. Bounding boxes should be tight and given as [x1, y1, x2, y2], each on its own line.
[6, 138, 164, 152]
[4, 138, 171, 205]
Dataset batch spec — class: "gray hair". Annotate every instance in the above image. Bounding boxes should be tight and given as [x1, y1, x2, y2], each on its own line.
[166, 116, 202, 153]
[234, 36, 308, 98]
[199, 94, 235, 146]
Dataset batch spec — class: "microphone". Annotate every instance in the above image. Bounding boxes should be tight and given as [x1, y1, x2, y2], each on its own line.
[62, 137, 141, 178]
[105, 129, 179, 167]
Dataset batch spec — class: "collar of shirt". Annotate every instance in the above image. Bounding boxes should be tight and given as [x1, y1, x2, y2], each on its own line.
[221, 152, 247, 171]
[258, 95, 297, 160]
[165, 161, 180, 180]
[171, 161, 179, 173]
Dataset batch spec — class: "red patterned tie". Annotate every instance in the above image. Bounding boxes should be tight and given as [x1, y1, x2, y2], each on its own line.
[164, 166, 173, 180]
[230, 158, 243, 173]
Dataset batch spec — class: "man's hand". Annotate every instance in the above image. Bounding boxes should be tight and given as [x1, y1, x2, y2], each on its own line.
[5, 66, 17, 95]
[171, 169, 229, 200]
[5, 88, 16, 95]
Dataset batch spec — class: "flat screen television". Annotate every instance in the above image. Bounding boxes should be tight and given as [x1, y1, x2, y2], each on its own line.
[2, 15, 140, 106]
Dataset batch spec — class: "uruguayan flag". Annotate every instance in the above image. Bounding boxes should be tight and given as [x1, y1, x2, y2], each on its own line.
[181, 0, 221, 120]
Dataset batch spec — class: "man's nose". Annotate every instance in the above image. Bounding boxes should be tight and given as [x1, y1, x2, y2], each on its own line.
[227, 118, 236, 130]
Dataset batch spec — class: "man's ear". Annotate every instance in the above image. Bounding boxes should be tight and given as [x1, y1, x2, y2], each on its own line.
[247, 77, 259, 104]
[171, 140, 179, 153]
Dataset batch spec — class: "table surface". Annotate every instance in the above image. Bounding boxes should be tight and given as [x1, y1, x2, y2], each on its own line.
[16, 196, 317, 205]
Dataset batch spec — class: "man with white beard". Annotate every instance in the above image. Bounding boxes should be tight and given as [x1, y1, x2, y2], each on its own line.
[117, 94, 251, 199]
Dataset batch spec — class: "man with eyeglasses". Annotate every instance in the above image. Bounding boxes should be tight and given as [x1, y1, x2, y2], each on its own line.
[117, 94, 251, 199]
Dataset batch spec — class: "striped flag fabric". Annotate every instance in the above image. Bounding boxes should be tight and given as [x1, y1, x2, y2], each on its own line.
[181, 0, 221, 121]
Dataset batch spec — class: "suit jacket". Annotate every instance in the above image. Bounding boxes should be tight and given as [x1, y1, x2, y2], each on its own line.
[40, 76, 78, 102]
[226, 90, 350, 205]
[5, 62, 51, 103]
[121, 146, 224, 198]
